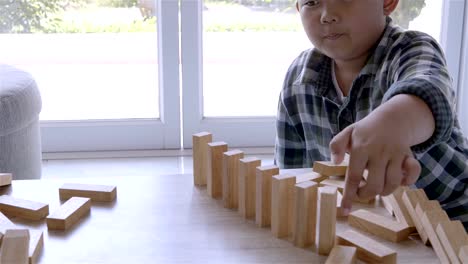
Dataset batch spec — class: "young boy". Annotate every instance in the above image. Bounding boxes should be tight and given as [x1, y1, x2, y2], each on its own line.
[275, 0, 468, 230]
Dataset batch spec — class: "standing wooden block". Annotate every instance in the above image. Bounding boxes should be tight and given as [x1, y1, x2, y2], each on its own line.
[402, 189, 428, 241]
[0, 229, 29, 264]
[313, 161, 347, 176]
[293, 181, 318, 248]
[325, 245, 357, 264]
[382, 187, 414, 228]
[59, 183, 117, 202]
[192, 132, 212, 186]
[238, 157, 261, 219]
[207, 142, 228, 198]
[222, 150, 244, 209]
[436, 220, 468, 264]
[318, 186, 337, 255]
[29, 230, 44, 264]
[348, 209, 413, 242]
[0, 196, 49, 220]
[271, 174, 296, 238]
[0, 211, 16, 234]
[460, 245, 468, 264]
[47, 197, 91, 230]
[0, 173, 12, 186]
[415, 200, 443, 244]
[420, 209, 450, 264]
[336, 230, 397, 264]
[255, 165, 279, 228]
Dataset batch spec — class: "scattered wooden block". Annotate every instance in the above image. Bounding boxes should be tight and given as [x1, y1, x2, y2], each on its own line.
[0, 229, 29, 264]
[192, 132, 212, 186]
[336, 230, 397, 264]
[0, 211, 16, 234]
[29, 230, 44, 264]
[0, 196, 49, 220]
[47, 197, 91, 230]
[415, 200, 443, 245]
[59, 183, 117, 202]
[436, 220, 468, 264]
[348, 209, 413, 242]
[420, 209, 451, 264]
[207, 142, 228, 198]
[325, 245, 357, 264]
[222, 150, 244, 209]
[296, 171, 328, 183]
[402, 189, 429, 241]
[271, 174, 296, 238]
[313, 161, 347, 176]
[293, 181, 318, 248]
[318, 186, 337, 255]
[382, 187, 414, 229]
[0, 173, 12, 187]
[238, 157, 261, 219]
[255, 165, 279, 228]
[460, 245, 468, 264]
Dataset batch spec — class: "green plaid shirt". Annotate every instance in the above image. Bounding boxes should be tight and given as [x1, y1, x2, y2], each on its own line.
[275, 18, 468, 229]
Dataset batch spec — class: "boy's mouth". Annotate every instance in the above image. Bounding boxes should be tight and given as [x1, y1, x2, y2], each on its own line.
[324, 33, 344, 40]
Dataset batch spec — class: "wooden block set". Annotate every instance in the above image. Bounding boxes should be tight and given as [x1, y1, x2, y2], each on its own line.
[193, 131, 468, 264]
[0, 172, 117, 263]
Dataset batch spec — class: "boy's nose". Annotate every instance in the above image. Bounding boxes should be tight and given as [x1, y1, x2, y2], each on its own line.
[320, 7, 340, 24]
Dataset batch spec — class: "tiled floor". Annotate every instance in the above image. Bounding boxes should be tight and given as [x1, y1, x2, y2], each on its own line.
[42, 154, 275, 179]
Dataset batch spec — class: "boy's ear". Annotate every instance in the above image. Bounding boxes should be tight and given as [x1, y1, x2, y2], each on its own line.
[383, 0, 399, 15]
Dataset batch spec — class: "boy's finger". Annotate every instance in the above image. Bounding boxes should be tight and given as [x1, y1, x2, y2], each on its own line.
[382, 157, 404, 196]
[357, 158, 385, 199]
[341, 151, 367, 215]
[329, 125, 353, 164]
[402, 156, 421, 185]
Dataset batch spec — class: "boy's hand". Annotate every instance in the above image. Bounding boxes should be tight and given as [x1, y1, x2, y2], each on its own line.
[330, 112, 421, 215]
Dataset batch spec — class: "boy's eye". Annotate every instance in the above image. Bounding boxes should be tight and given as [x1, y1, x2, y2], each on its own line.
[303, 0, 320, 7]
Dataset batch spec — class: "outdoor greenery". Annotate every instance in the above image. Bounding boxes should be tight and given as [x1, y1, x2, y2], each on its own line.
[0, 0, 426, 33]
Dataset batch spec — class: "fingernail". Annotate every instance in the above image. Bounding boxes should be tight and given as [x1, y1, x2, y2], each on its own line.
[342, 208, 350, 216]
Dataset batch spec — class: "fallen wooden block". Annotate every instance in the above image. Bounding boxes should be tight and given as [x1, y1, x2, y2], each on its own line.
[402, 189, 428, 241]
[348, 209, 413, 242]
[222, 150, 244, 209]
[271, 174, 296, 238]
[255, 165, 279, 227]
[296, 171, 328, 183]
[380, 195, 394, 216]
[59, 183, 117, 202]
[0, 229, 29, 264]
[192, 132, 212, 186]
[415, 200, 443, 245]
[336, 191, 344, 217]
[436, 220, 468, 264]
[0, 196, 49, 220]
[460, 245, 468, 264]
[313, 161, 347, 176]
[420, 209, 451, 264]
[325, 245, 357, 264]
[382, 187, 414, 228]
[318, 186, 337, 255]
[207, 142, 228, 198]
[336, 230, 397, 264]
[47, 197, 91, 230]
[29, 230, 44, 264]
[238, 157, 261, 219]
[293, 181, 317, 248]
[0, 173, 12, 187]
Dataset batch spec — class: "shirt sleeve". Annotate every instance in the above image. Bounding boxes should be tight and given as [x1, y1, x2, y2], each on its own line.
[382, 33, 455, 153]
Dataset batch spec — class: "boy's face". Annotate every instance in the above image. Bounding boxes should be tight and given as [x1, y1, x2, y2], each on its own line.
[297, 0, 396, 62]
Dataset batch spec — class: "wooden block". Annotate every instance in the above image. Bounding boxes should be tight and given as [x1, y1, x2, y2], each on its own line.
[382, 187, 414, 228]
[460, 245, 468, 264]
[0, 173, 12, 187]
[0, 229, 29, 264]
[318, 186, 337, 255]
[59, 183, 117, 202]
[207, 142, 228, 198]
[436, 220, 468, 264]
[29, 230, 44, 264]
[293, 181, 318, 248]
[313, 161, 347, 176]
[47, 197, 91, 230]
[238, 157, 261, 219]
[420, 209, 451, 264]
[192, 132, 212, 186]
[402, 189, 428, 241]
[222, 150, 244, 209]
[0, 211, 16, 234]
[380, 195, 394, 216]
[336, 191, 344, 217]
[325, 245, 357, 264]
[255, 165, 279, 227]
[296, 171, 327, 183]
[321, 179, 366, 192]
[415, 200, 443, 244]
[0, 196, 49, 220]
[336, 230, 397, 264]
[271, 174, 296, 238]
[348, 209, 413, 242]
